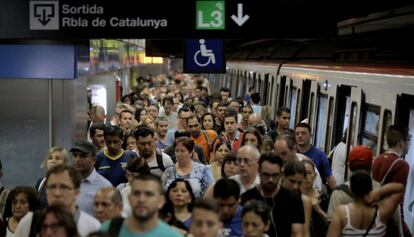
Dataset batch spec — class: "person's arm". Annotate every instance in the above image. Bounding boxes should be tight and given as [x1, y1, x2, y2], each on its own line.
[327, 190, 343, 219]
[327, 206, 344, 237]
[302, 196, 312, 237]
[326, 176, 337, 190]
[291, 223, 304, 237]
[366, 182, 404, 204]
[203, 183, 214, 198]
[367, 183, 404, 221]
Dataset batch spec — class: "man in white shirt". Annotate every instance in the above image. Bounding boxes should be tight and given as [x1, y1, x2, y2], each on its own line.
[230, 145, 261, 194]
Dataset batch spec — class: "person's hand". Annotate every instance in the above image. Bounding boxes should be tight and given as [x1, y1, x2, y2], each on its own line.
[364, 191, 380, 206]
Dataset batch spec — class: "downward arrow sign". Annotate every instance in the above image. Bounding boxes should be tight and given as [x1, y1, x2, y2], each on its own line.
[231, 3, 250, 26]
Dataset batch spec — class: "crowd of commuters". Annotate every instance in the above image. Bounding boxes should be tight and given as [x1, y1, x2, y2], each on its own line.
[0, 72, 411, 237]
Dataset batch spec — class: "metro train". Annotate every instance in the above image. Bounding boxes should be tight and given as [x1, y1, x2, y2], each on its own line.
[208, 60, 414, 232]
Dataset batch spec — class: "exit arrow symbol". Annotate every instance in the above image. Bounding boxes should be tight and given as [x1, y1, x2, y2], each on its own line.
[231, 3, 249, 26]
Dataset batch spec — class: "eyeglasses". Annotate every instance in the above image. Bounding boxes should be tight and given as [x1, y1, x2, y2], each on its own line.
[41, 222, 63, 232]
[260, 172, 280, 180]
[179, 116, 191, 120]
[46, 184, 75, 192]
[236, 157, 256, 165]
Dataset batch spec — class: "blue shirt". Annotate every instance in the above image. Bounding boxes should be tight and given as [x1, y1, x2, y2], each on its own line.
[95, 149, 137, 186]
[223, 206, 243, 237]
[77, 168, 112, 216]
[100, 219, 183, 237]
[302, 146, 333, 179]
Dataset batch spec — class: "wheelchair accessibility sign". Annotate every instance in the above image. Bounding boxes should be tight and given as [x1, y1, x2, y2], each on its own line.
[184, 39, 225, 73]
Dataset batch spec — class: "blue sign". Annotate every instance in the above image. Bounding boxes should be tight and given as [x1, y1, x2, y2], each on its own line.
[184, 39, 225, 73]
[0, 44, 76, 79]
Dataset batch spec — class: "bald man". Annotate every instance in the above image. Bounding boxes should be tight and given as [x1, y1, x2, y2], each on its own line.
[248, 113, 266, 135]
[94, 187, 123, 222]
[230, 145, 261, 194]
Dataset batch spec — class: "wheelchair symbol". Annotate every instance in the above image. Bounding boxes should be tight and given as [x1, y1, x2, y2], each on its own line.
[194, 39, 216, 67]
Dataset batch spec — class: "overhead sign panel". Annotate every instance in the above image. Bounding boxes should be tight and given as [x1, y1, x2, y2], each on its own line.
[184, 39, 225, 73]
[0, 0, 341, 39]
[0, 44, 76, 79]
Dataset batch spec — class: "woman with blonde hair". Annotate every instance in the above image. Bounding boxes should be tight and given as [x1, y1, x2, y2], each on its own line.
[36, 147, 70, 209]
[141, 115, 156, 130]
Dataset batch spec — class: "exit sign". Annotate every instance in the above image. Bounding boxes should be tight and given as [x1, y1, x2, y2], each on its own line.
[196, 1, 225, 30]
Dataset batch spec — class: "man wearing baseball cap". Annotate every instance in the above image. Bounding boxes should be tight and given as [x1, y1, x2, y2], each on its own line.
[70, 140, 112, 216]
[327, 146, 380, 218]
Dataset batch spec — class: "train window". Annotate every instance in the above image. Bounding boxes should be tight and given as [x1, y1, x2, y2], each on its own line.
[289, 87, 298, 129]
[380, 110, 392, 152]
[309, 92, 314, 126]
[361, 104, 380, 152]
[315, 94, 328, 150]
[325, 97, 334, 151]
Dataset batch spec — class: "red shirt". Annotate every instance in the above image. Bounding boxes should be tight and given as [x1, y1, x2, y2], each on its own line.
[372, 152, 409, 186]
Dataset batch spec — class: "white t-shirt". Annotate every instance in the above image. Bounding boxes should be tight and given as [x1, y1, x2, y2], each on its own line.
[331, 142, 347, 185]
[147, 152, 174, 177]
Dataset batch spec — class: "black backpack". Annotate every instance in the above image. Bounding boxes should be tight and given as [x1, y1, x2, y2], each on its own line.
[108, 217, 124, 237]
[155, 151, 166, 172]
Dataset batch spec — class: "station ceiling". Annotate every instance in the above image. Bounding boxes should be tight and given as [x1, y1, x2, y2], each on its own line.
[146, 3, 414, 64]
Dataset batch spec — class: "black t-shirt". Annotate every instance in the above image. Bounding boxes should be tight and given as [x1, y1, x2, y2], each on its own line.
[241, 186, 305, 237]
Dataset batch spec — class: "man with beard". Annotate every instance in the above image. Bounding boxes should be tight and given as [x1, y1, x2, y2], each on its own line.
[187, 116, 217, 163]
[241, 152, 305, 237]
[213, 178, 242, 237]
[100, 174, 183, 237]
[135, 125, 173, 177]
[70, 141, 112, 216]
[155, 116, 169, 150]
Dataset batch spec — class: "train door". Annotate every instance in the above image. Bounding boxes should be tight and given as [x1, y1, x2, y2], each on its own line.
[315, 93, 328, 150]
[258, 74, 263, 104]
[309, 80, 319, 130]
[344, 87, 364, 175]
[332, 85, 351, 148]
[299, 80, 311, 122]
[263, 74, 269, 105]
[397, 94, 414, 233]
[277, 75, 287, 109]
[269, 74, 276, 118]
[289, 85, 298, 129]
